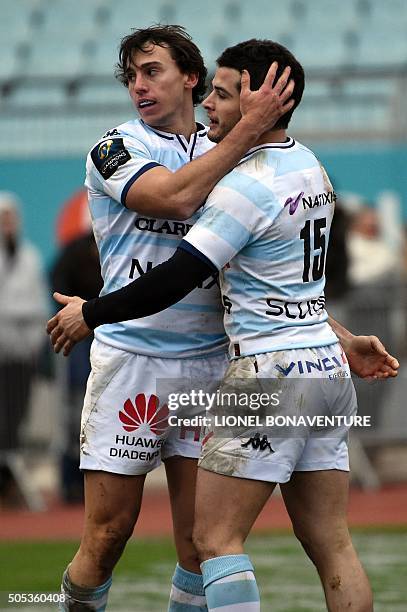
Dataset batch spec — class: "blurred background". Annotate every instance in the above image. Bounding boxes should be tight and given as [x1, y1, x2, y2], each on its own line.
[0, 0, 406, 511]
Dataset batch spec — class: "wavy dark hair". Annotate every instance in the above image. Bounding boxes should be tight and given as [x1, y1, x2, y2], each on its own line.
[217, 39, 305, 129]
[116, 24, 207, 105]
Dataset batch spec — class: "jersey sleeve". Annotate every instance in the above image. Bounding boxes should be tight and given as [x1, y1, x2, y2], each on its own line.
[181, 179, 271, 270]
[85, 132, 163, 205]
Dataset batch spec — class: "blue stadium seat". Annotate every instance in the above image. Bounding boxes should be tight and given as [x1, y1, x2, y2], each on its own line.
[218, 0, 294, 42]
[37, 0, 105, 38]
[75, 81, 133, 109]
[358, 0, 407, 26]
[340, 79, 397, 97]
[0, 2, 37, 46]
[346, 103, 390, 130]
[291, 31, 349, 70]
[22, 38, 90, 79]
[174, 0, 242, 29]
[103, 0, 165, 38]
[298, 0, 356, 30]
[88, 37, 124, 78]
[303, 80, 335, 98]
[293, 90, 390, 133]
[0, 42, 26, 81]
[5, 83, 68, 109]
[356, 28, 407, 67]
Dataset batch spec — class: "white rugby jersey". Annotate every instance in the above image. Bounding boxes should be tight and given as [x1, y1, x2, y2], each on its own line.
[85, 119, 226, 357]
[182, 138, 338, 359]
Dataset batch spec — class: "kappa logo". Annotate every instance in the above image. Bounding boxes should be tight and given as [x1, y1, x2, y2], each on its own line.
[119, 394, 169, 435]
[241, 433, 273, 452]
[102, 128, 121, 138]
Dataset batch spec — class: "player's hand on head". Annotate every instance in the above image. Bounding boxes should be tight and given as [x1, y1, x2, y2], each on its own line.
[46, 292, 91, 355]
[346, 334, 399, 379]
[239, 62, 295, 132]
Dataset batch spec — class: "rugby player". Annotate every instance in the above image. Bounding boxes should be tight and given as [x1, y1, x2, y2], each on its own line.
[49, 39, 399, 611]
[47, 25, 294, 612]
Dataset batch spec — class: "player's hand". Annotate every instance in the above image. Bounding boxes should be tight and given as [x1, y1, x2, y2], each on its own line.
[239, 62, 294, 133]
[46, 292, 91, 356]
[345, 335, 399, 379]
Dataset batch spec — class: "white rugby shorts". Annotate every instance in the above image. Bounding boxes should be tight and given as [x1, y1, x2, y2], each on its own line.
[80, 339, 228, 475]
[199, 343, 357, 483]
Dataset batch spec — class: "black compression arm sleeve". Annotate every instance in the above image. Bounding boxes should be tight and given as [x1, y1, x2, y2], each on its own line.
[82, 246, 216, 329]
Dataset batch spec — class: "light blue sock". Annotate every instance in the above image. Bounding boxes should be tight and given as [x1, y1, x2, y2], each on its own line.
[59, 567, 112, 611]
[168, 563, 207, 611]
[201, 554, 260, 611]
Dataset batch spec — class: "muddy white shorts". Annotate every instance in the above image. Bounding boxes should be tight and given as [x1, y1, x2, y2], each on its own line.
[80, 339, 228, 475]
[199, 343, 357, 483]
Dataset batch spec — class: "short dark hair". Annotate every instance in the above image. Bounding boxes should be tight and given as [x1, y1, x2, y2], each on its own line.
[216, 39, 304, 129]
[116, 24, 207, 105]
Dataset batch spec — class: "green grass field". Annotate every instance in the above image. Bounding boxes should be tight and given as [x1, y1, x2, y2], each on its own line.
[0, 529, 406, 611]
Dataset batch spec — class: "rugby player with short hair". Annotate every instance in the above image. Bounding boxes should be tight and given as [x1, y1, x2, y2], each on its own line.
[48, 25, 294, 612]
[49, 38, 399, 611]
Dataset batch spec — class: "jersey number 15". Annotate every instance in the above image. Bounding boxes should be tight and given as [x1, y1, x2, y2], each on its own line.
[300, 217, 327, 283]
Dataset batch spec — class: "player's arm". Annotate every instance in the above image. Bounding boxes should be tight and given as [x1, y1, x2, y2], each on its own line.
[328, 315, 399, 379]
[47, 186, 259, 355]
[47, 246, 214, 355]
[126, 64, 294, 219]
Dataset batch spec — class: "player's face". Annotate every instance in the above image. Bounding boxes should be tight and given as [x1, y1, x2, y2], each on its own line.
[126, 43, 197, 131]
[202, 67, 242, 143]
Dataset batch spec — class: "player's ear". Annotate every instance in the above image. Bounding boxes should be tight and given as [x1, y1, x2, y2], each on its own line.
[184, 72, 199, 91]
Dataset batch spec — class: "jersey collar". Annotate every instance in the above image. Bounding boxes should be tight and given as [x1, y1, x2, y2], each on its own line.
[141, 119, 207, 141]
[241, 137, 296, 161]
[141, 120, 208, 160]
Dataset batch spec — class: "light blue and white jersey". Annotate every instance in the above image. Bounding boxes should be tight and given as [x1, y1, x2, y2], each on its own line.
[85, 118, 226, 357]
[182, 138, 338, 359]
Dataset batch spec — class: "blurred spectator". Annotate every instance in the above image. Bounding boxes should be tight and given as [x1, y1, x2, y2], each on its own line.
[50, 230, 103, 503]
[0, 192, 48, 503]
[345, 201, 404, 429]
[348, 205, 400, 285]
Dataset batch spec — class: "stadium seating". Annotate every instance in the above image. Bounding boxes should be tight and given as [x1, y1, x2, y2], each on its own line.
[75, 80, 132, 108]
[1, 0, 406, 155]
[6, 83, 68, 108]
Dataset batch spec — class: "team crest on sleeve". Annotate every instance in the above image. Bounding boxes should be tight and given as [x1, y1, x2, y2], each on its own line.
[91, 137, 131, 179]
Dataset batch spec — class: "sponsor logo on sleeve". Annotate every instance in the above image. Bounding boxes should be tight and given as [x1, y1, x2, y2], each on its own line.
[91, 137, 131, 179]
